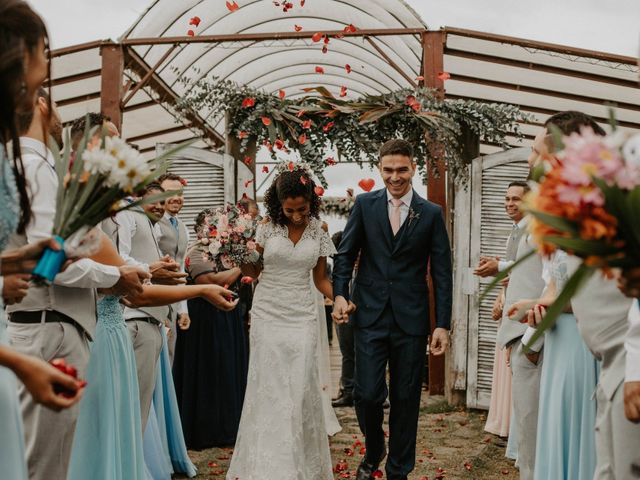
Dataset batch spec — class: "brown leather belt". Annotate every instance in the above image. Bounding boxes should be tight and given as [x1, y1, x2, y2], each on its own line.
[9, 310, 81, 331]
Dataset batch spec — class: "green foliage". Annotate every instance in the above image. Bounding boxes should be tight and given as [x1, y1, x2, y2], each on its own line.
[174, 73, 531, 187]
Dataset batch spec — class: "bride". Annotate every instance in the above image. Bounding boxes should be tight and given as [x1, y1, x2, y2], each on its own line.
[227, 163, 351, 479]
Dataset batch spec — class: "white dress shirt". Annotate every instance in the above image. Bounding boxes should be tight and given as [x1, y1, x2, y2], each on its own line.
[110, 209, 156, 320]
[626, 300, 640, 382]
[386, 189, 413, 228]
[498, 217, 529, 273]
[17, 137, 120, 290]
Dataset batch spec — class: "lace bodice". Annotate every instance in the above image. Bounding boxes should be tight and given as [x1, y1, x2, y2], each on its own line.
[0, 153, 19, 251]
[255, 217, 335, 287]
[542, 250, 570, 293]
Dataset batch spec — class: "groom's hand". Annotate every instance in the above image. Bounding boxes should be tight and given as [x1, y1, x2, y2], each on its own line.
[332, 296, 350, 324]
[430, 328, 449, 356]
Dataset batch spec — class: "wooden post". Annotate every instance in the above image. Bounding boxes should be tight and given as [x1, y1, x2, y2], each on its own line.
[100, 44, 124, 132]
[422, 30, 447, 395]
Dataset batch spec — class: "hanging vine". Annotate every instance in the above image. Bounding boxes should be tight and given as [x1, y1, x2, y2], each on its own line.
[174, 73, 531, 187]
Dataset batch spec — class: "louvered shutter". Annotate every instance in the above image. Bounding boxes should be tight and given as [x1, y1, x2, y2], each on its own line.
[464, 147, 531, 409]
[155, 145, 233, 234]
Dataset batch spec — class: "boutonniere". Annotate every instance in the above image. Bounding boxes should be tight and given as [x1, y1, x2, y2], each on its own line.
[408, 207, 420, 226]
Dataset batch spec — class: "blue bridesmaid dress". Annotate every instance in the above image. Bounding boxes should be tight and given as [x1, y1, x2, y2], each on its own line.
[533, 253, 599, 480]
[0, 157, 29, 479]
[67, 296, 146, 479]
[144, 329, 197, 479]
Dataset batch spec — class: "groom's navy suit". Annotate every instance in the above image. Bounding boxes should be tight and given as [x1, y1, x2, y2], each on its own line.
[333, 188, 452, 479]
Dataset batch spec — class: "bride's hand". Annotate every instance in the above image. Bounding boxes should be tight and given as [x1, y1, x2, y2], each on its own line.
[202, 285, 239, 311]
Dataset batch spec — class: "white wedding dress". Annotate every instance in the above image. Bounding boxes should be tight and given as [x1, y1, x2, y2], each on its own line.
[226, 218, 336, 480]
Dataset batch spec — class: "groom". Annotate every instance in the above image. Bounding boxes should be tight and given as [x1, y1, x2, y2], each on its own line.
[333, 139, 452, 480]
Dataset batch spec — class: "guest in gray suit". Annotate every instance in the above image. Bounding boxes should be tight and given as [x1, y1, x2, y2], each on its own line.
[105, 182, 172, 429]
[8, 90, 148, 480]
[157, 173, 190, 361]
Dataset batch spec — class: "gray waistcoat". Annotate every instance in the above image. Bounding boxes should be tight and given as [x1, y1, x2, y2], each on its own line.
[6, 233, 98, 338]
[157, 216, 188, 265]
[496, 223, 545, 348]
[571, 259, 633, 399]
[121, 211, 169, 323]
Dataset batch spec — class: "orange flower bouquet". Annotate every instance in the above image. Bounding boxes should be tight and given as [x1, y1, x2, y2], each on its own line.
[523, 126, 640, 345]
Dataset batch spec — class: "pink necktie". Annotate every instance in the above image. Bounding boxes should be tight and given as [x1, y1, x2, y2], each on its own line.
[390, 198, 403, 235]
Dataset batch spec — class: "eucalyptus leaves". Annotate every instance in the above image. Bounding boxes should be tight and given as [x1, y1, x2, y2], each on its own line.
[174, 73, 530, 186]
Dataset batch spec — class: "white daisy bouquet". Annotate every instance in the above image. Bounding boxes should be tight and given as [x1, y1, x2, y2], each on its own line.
[33, 124, 187, 281]
[196, 204, 259, 272]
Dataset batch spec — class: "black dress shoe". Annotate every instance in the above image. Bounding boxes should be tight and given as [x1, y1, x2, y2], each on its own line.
[355, 450, 387, 480]
[332, 392, 354, 407]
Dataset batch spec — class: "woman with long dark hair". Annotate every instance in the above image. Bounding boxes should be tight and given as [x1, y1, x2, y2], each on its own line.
[0, 1, 84, 478]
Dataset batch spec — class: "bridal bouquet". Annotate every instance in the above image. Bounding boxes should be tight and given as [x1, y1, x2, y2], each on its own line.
[197, 204, 259, 271]
[33, 125, 185, 281]
[522, 126, 640, 344]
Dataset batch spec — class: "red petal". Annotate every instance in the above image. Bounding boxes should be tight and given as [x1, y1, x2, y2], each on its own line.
[294, 24, 303, 32]
[243, 179, 254, 188]
[322, 45, 328, 54]
[274, 139, 285, 149]
[241, 276, 254, 284]
[242, 97, 255, 108]
[411, 103, 421, 112]
[298, 133, 307, 144]
[300, 0, 305, 5]
[243, 156, 252, 166]
[261, 117, 272, 126]
[300, 176, 308, 185]
[325, 157, 337, 166]
[315, 66, 325, 74]
[322, 121, 334, 132]
[405, 95, 417, 106]
[372, 471, 383, 478]
[226, 1, 239, 12]
[302, 119, 312, 129]
[437, 71, 451, 81]
[314, 186, 325, 196]
[296, 110, 306, 117]
[287, 161, 295, 172]
[323, 36, 330, 44]
[262, 166, 269, 173]
[415, 75, 425, 81]
[187, 30, 195, 36]
[312, 32, 323, 42]
[279, 89, 286, 99]
[340, 86, 347, 97]
[345, 64, 352, 73]
[189, 16, 201, 27]
[237, 131, 249, 139]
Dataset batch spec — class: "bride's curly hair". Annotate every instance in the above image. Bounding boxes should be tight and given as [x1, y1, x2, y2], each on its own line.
[264, 169, 321, 226]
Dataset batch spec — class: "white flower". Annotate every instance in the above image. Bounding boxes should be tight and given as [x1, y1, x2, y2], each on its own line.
[622, 133, 640, 169]
[208, 240, 221, 256]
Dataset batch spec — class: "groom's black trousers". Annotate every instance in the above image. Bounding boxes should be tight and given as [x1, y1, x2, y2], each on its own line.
[353, 303, 428, 480]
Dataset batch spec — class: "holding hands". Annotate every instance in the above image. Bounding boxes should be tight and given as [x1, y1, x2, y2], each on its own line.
[331, 296, 357, 324]
[474, 255, 500, 278]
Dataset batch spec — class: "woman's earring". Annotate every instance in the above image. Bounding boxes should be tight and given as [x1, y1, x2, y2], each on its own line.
[18, 80, 27, 97]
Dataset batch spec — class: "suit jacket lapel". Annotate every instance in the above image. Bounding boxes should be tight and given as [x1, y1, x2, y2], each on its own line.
[375, 190, 394, 252]
[392, 191, 423, 255]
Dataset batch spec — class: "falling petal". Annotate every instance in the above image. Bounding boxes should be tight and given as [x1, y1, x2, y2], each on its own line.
[187, 29, 195, 36]
[312, 32, 323, 42]
[189, 16, 201, 27]
[243, 179, 254, 188]
[279, 89, 286, 99]
[358, 178, 375, 192]
[261, 117, 272, 126]
[315, 66, 325, 74]
[262, 166, 269, 173]
[226, 1, 239, 12]
[345, 64, 352, 73]
[437, 71, 451, 81]
[340, 86, 347, 97]
[294, 24, 303, 32]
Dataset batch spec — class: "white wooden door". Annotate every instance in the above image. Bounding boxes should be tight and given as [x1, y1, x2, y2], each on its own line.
[452, 147, 530, 409]
[156, 145, 234, 234]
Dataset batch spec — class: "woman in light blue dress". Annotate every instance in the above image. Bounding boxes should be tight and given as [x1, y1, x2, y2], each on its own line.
[144, 329, 197, 478]
[531, 251, 599, 479]
[67, 295, 146, 480]
[0, 5, 83, 478]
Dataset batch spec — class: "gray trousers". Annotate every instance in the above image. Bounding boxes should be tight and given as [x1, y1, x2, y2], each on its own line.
[594, 382, 640, 479]
[8, 321, 90, 480]
[126, 320, 163, 430]
[510, 340, 543, 480]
